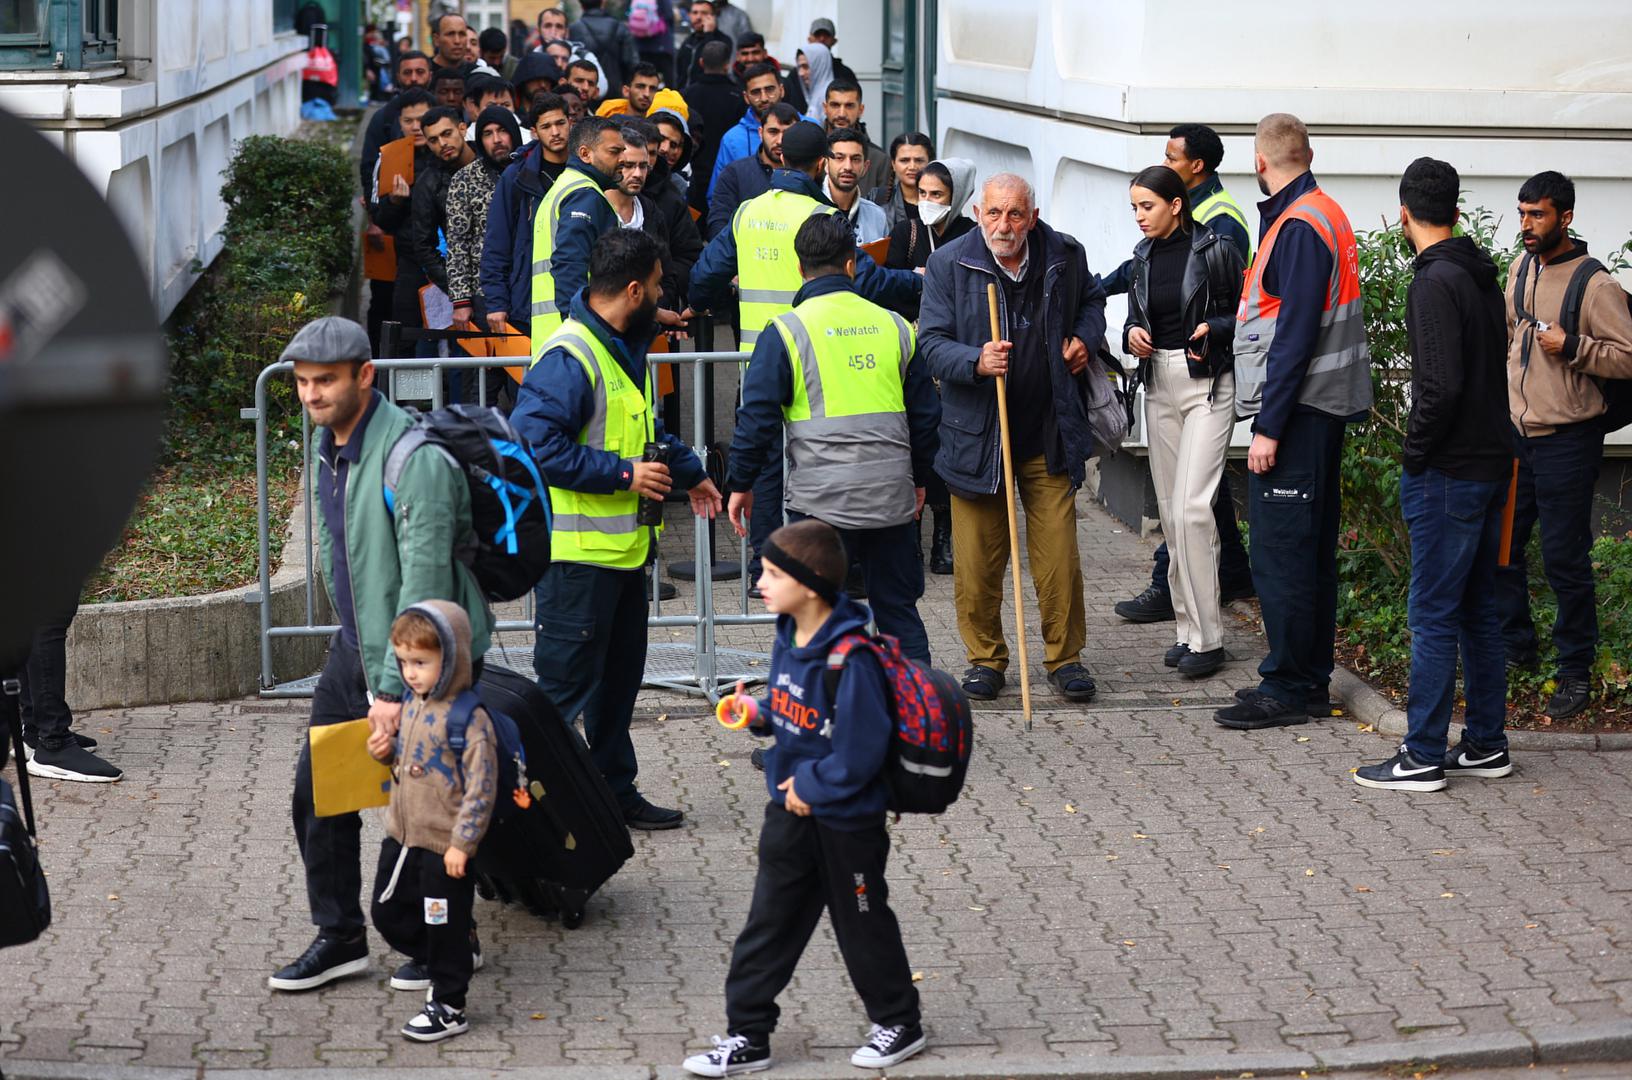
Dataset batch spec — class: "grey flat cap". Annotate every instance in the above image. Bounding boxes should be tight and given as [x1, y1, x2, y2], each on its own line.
[279, 316, 372, 365]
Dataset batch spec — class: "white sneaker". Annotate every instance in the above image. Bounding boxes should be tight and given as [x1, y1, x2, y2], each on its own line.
[850, 1023, 926, 1069]
[682, 1033, 772, 1077]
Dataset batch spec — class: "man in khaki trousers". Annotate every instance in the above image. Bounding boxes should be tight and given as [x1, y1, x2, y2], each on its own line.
[918, 174, 1109, 703]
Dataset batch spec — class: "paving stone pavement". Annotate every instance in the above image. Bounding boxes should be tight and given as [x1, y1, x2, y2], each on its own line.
[5, 496, 1632, 1078]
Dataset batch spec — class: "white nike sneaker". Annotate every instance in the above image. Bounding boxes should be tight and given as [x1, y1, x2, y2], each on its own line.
[1353, 745, 1447, 792]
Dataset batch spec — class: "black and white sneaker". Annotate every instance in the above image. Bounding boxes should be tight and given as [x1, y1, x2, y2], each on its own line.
[27, 741, 121, 782]
[22, 731, 98, 760]
[851, 1023, 926, 1069]
[1441, 739, 1513, 779]
[1353, 745, 1447, 792]
[682, 1033, 772, 1076]
[268, 933, 369, 991]
[391, 960, 431, 991]
[402, 1000, 469, 1042]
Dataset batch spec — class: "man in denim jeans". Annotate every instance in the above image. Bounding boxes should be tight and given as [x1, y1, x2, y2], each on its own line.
[1354, 158, 1514, 792]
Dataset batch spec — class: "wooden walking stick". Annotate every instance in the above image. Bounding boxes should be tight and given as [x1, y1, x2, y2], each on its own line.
[988, 283, 1033, 729]
[1497, 457, 1520, 567]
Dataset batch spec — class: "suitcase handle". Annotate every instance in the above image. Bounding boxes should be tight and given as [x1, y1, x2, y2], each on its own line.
[3, 679, 38, 837]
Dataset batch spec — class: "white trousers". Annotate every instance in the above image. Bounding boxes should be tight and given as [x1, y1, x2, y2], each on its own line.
[1144, 349, 1237, 652]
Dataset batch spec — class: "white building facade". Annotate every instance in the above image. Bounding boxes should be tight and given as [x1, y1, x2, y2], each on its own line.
[1, 0, 307, 320]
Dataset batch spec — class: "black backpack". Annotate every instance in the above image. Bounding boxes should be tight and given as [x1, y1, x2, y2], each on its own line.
[1512, 252, 1632, 434]
[445, 690, 532, 829]
[384, 405, 552, 602]
[1, 679, 51, 949]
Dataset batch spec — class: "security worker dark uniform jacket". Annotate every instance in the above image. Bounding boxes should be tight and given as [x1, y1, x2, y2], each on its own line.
[529, 158, 620, 355]
[729, 273, 942, 662]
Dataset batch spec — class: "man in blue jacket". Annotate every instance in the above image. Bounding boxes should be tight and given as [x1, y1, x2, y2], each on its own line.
[528, 116, 626, 352]
[706, 62, 813, 202]
[478, 92, 570, 336]
[512, 231, 723, 830]
[919, 173, 1107, 704]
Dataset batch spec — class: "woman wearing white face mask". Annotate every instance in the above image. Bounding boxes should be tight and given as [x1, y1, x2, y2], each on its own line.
[885, 158, 977, 576]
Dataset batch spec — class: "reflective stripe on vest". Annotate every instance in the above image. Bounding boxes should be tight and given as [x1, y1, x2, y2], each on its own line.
[1232, 188, 1372, 420]
[772, 290, 917, 529]
[1193, 187, 1252, 255]
[529, 172, 603, 358]
[540, 319, 658, 568]
[733, 191, 837, 345]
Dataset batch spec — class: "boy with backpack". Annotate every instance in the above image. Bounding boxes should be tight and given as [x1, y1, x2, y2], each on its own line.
[367, 600, 499, 1042]
[682, 519, 930, 1077]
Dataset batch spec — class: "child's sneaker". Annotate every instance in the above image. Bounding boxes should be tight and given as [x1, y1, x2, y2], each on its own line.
[850, 1023, 926, 1069]
[682, 1033, 771, 1076]
[390, 960, 431, 991]
[401, 1000, 468, 1042]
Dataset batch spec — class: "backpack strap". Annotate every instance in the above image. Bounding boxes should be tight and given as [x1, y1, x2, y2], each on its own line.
[2, 678, 37, 837]
[1560, 256, 1608, 338]
[444, 689, 483, 787]
[381, 420, 458, 517]
[1512, 252, 1536, 325]
[821, 633, 872, 709]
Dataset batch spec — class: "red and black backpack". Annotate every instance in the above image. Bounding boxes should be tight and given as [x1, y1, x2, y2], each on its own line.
[823, 633, 973, 815]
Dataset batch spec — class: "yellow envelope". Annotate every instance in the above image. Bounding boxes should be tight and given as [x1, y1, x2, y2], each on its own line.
[310, 718, 393, 818]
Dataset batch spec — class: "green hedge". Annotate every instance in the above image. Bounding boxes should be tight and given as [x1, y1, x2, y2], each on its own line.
[1340, 211, 1632, 714]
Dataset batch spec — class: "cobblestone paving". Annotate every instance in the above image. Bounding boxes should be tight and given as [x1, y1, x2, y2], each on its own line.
[4, 497, 1632, 1076]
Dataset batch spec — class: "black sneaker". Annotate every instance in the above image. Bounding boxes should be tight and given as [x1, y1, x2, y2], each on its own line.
[750, 745, 767, 771]
[1442, 739, 1514, 779]
[402, 1000, 469, 1042]
[1220, 578, 1257, 603]
[624, 799, 685, 831]
[1163, 643, 1190, 668]
[27, 741, 122, 783]
[1214, 690, 1306, 730]
[683, 1033, 772, 1077]
[268, 933, 369, 991]
[1546, 676, 1591, 720]
[1353, 745, 1447, 792]
[1506, 648, 1539, 672]
[850, 1023, 927, 1068]
[22, 730, 98, 759]
[1047, 662, 1096, 702]
[960, 665, 1004, 700]
[390, 960, 431, 991]
[1235, 687, 1337, 718]
[1114, 584, 1174, 624]
[1177, 647, 1226, 679]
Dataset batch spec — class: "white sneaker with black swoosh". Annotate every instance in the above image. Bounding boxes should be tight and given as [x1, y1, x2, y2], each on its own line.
[1441, 739, 1513, 779]
[1353, 746, 1447, 792]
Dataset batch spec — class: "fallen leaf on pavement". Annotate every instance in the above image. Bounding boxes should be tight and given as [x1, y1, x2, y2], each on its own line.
[1064, 804, 1078, 814]
[911, 971, 924, 982]
[1305, 868, 1315, 877]
[1356, 886, 1372, 893]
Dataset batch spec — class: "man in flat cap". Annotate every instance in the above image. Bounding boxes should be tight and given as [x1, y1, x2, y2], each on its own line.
[268, 316, 492, 996]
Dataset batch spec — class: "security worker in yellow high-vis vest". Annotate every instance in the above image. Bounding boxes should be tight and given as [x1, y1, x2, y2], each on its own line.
[725, 212, 941, 662]
[528, 115, 625, 358]
[511, 229, 724, 831]
[689, 121, 923, 579]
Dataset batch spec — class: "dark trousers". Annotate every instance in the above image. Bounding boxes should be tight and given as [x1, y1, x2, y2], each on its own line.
[1494, 423, 1604, 678]
[371, 837, 476, 1009]
[532, 562, 647, 809]
[292, 634, 371, 936]
[15, 603, 77, 747]
[1149, 470, 1251, 592]
[747, 460, 785, 576]
[789, 512, 930, 664]
[724, 803, 919, 1040]
[1247, 410, 1346, 708]
[367, 278, 394, 356]
[1400, 468, 1509, 764]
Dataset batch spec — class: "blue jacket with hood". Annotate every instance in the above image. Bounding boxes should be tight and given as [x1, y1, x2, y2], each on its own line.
[756, 593, 892, 831]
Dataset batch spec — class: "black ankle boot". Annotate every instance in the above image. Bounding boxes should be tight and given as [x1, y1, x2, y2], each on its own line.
[930, 506, 953, 575]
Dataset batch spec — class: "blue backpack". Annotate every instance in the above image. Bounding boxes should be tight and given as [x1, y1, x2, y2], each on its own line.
[446, 689, 531, 826]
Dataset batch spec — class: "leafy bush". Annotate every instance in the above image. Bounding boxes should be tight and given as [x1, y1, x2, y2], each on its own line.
[1339, 207, 1632, 716]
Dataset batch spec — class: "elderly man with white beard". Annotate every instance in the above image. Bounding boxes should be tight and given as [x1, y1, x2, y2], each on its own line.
[918, 173, 1108, 705]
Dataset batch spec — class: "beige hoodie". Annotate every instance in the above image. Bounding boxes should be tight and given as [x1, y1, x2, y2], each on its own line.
[380, 600, 499, 856]
[1506, 245, 1632, 438]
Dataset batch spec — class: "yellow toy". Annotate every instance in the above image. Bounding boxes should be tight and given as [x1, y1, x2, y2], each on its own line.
[716, 692, 759, 730]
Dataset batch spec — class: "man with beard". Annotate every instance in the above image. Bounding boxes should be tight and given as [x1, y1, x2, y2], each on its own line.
[447, 106, 522, 327]
[528, 115, 625, 354]
[651, 107, 695, 202]
[1495, 171, 1632, 719]
[821, 79, 888, 195]
[481, 92, 570, 337]
[823, 127, 888, 243]
[594, 61, 662, 119]
[1213, 113, 1373, 732]
[620, 118, 703, 311]
[706, 62, 792, 202]
[918, 173, 1107, 706]
[512, 230, 723, 831]
[565, 59, 603, 113]
[269, 316, 490, 993]
[429, 12, 470, 71]
[409, 106, 477, 305]
[706, 101, 797, 240]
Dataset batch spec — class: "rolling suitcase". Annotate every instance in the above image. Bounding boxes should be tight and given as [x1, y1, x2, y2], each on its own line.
[472, 664, 633, 928]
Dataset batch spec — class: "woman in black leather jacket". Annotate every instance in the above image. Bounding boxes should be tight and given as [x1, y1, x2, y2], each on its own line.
[1122, 165, 1245, 679]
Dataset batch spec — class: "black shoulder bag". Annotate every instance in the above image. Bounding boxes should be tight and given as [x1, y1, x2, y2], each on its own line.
[1, 677, 52, 947]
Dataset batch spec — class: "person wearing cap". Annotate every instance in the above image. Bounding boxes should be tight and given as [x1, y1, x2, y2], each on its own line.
[269, 316, 492, 996]
[807, 17, 858, 85]
[688, 120, 922, 589]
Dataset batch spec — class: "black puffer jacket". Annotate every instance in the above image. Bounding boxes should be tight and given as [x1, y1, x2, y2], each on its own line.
[1123, 223, 1244, 380]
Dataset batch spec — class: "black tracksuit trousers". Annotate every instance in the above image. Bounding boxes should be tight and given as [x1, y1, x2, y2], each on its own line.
[371, 837, 477, 1010]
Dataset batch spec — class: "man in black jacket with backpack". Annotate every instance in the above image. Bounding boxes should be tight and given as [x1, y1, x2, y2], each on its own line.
[569, 0, 639, 96]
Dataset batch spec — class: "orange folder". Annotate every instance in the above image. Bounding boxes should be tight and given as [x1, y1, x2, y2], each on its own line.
[455, 318, 532, 384]
[861, 236, 890, 265]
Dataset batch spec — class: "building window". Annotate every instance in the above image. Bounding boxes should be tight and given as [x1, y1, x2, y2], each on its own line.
[0, 0, 119, 69]
[273, 0, 297, 35]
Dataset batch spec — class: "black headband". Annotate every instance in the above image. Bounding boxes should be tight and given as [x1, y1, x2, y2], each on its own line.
[761, 537, 840, 606]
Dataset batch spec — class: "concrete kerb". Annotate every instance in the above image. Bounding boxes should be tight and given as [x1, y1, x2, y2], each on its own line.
[1331, 665, 1632, 752]
[6, 1023, 1632, 1079]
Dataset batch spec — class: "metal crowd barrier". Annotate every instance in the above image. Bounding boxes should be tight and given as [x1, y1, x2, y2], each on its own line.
[247, 340, 775, 704]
